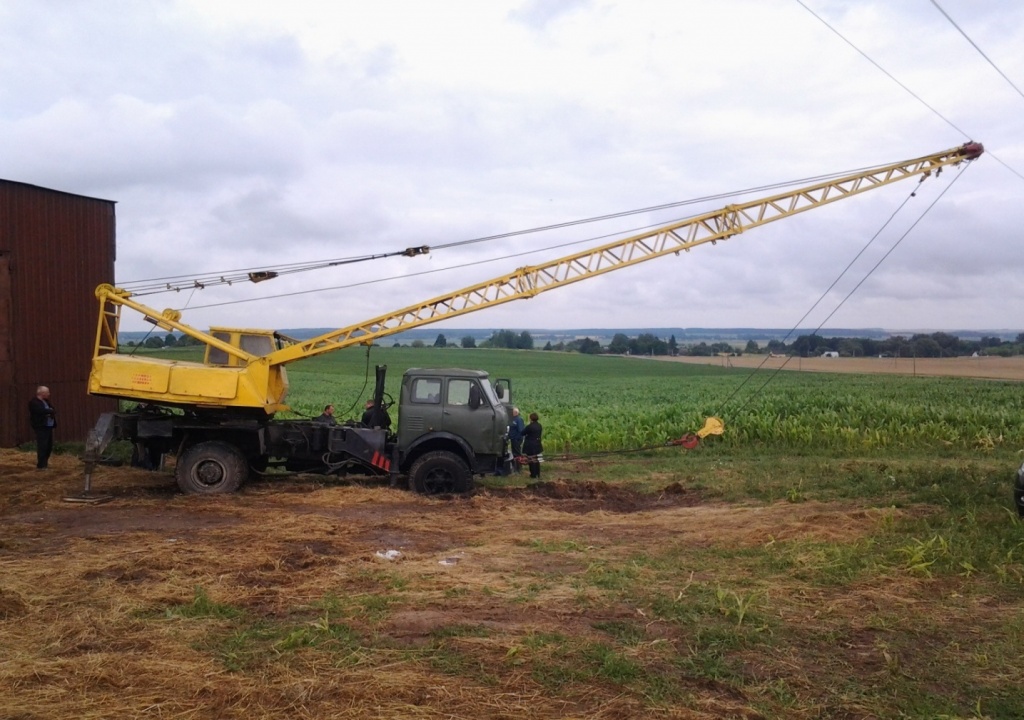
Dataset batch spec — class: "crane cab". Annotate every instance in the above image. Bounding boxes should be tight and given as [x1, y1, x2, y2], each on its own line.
[205, 327, 281, 366]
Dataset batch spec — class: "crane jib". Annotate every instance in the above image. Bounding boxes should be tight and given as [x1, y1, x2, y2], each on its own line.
[89, 141, 984, 412]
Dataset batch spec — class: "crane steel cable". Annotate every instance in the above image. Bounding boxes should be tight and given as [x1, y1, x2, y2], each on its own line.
[716, 161, 972, 419]
[119, 163, 912, 299]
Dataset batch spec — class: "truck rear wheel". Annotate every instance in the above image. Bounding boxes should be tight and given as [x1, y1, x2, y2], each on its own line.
[409, 451, 471, 495]
[176, 441, 248, 494]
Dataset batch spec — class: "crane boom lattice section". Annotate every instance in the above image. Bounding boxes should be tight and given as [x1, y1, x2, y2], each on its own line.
[269, 143, 981, 366]
[87, 142, 982, 411]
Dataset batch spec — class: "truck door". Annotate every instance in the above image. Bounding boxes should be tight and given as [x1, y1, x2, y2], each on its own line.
[443, 378, 502, 455]
[397, 376, 444, 447]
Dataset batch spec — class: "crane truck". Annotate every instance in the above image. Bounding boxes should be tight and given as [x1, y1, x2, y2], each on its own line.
[82, 142, 984, 495]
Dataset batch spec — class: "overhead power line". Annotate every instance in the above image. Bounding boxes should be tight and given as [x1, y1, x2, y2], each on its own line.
[794, 0, 1024, 183]
[930, 0, 1024, 102]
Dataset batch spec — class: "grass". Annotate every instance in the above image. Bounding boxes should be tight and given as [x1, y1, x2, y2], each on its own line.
[5, 345, 1024, 718]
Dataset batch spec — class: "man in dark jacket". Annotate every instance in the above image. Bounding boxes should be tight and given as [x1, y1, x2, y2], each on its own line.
[28, 385, 56, 469]
[522, 412, 543, 479]
[316, 404, 337, 425]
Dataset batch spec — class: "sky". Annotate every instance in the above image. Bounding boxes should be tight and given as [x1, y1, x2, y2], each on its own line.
[2, 0, 1023, 335]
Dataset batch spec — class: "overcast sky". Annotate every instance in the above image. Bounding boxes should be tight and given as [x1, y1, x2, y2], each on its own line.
[3, 0, 1022, 334]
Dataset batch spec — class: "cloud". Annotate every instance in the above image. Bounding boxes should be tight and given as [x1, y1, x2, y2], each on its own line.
[1, 0, 1021, 335]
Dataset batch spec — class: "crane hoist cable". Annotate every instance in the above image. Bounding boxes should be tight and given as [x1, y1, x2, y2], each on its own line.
[526, 161, 973, 467]
[119, 246, 431, 297]
[118, 163, 908, 299]
[713, 161, 972, 421]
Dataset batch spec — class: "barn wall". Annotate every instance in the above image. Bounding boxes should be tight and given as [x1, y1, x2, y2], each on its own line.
[0, 180, 118, 447]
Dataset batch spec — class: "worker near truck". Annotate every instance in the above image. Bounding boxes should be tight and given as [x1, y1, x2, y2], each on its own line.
[522, 412, 543, 479]
[28, 385, 56, 470]
[508, 407, 525, 474]
[316, 404, 337, 425]
[361, 399, 392, 429]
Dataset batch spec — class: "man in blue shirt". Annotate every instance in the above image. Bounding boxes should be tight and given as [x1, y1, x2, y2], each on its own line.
[508, 407, 526, 474]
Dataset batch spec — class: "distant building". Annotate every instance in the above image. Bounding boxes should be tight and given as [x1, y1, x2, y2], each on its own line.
[0, 180, 118, 447]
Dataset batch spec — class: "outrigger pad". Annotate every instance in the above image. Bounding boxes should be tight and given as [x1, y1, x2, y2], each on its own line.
[696, 416, 725, 439]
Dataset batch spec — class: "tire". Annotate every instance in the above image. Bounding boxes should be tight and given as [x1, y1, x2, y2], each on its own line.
[176, 441, 248, 494]
[409, 451, 472, 495]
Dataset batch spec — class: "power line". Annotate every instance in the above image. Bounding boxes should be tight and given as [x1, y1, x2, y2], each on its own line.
[794, 0, 1024, 183]
[930, 0, 1024, 102]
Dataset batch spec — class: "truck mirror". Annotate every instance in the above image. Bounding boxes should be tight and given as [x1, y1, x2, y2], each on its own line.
[469, 383, 482, 410]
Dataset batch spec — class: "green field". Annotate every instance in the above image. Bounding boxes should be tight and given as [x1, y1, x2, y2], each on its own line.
[116, 344, 1024, 718]
[153, 344, 1024, 455]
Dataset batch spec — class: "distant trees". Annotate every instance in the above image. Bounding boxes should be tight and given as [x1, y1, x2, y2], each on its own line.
[628, 333, 668, 356]
[485, 329, 534, 350]
[567, 338, 602, 354]
[123, 327, 1023, 358]
[608, 333, 630, 354]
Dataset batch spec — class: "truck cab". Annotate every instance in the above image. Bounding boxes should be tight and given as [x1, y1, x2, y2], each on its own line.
[397, 368, 511, 494]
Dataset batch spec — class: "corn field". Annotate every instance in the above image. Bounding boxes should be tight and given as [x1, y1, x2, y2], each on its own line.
[279, 346, 1024, 455]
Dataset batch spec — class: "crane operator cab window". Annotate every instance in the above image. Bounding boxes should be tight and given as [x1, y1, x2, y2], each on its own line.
[411, 378, 442, 404]
[205, 329, 277, 366]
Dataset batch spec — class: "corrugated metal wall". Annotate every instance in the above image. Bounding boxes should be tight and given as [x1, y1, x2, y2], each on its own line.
[0, 180, 118, 447]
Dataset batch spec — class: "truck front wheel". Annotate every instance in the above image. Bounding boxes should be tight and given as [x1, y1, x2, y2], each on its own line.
[176, 441, 248, 494]
[409, 451, 471, 495]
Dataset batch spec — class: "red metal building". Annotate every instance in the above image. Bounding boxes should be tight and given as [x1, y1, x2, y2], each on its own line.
[0, 180, 118, 447]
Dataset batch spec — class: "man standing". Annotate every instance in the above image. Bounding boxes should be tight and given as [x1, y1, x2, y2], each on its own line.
[316, 404, 337, 425]
[508, 407, 526, 474]
[522, 412, 544, 480]
[28, 386, 56, 469]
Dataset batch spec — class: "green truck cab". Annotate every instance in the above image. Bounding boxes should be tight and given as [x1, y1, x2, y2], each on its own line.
[397, 368, 511, 494]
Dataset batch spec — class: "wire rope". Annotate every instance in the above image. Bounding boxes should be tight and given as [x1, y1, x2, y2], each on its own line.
[794, 0, 1024, 182]
[119, 164, 912, 300]
[715, 162, 972, 419]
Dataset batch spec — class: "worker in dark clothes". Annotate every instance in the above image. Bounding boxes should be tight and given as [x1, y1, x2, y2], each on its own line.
[362, 399, 392, 429]
[316, 404, 337, 425]
[521, 411, 543, 479]
[28, 385, 56, 469]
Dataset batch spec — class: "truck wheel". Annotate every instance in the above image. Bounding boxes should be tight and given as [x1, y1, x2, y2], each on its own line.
[176, 441, 248, 494]
[409, 451, 471, 495]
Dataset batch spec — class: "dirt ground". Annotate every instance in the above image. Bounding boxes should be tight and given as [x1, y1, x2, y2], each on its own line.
[657, 353, 1024, 380]
[0, 448, 911, 719]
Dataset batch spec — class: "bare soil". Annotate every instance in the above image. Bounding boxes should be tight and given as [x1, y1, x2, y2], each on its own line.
[657, 353, 1024, 380]
[0, 448, 1007, 718]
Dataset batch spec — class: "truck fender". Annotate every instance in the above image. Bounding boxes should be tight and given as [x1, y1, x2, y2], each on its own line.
[402, 432, 476, 470]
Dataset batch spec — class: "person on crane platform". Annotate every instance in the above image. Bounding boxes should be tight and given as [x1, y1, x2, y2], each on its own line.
[361, 400, 392, 430]
[316, 404, 337, 425]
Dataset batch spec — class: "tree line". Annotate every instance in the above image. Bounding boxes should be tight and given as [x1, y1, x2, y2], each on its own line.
[127, 329, 1023, 359]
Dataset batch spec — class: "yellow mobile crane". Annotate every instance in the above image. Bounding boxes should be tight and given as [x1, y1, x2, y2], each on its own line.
[85, 142, 983, 494]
